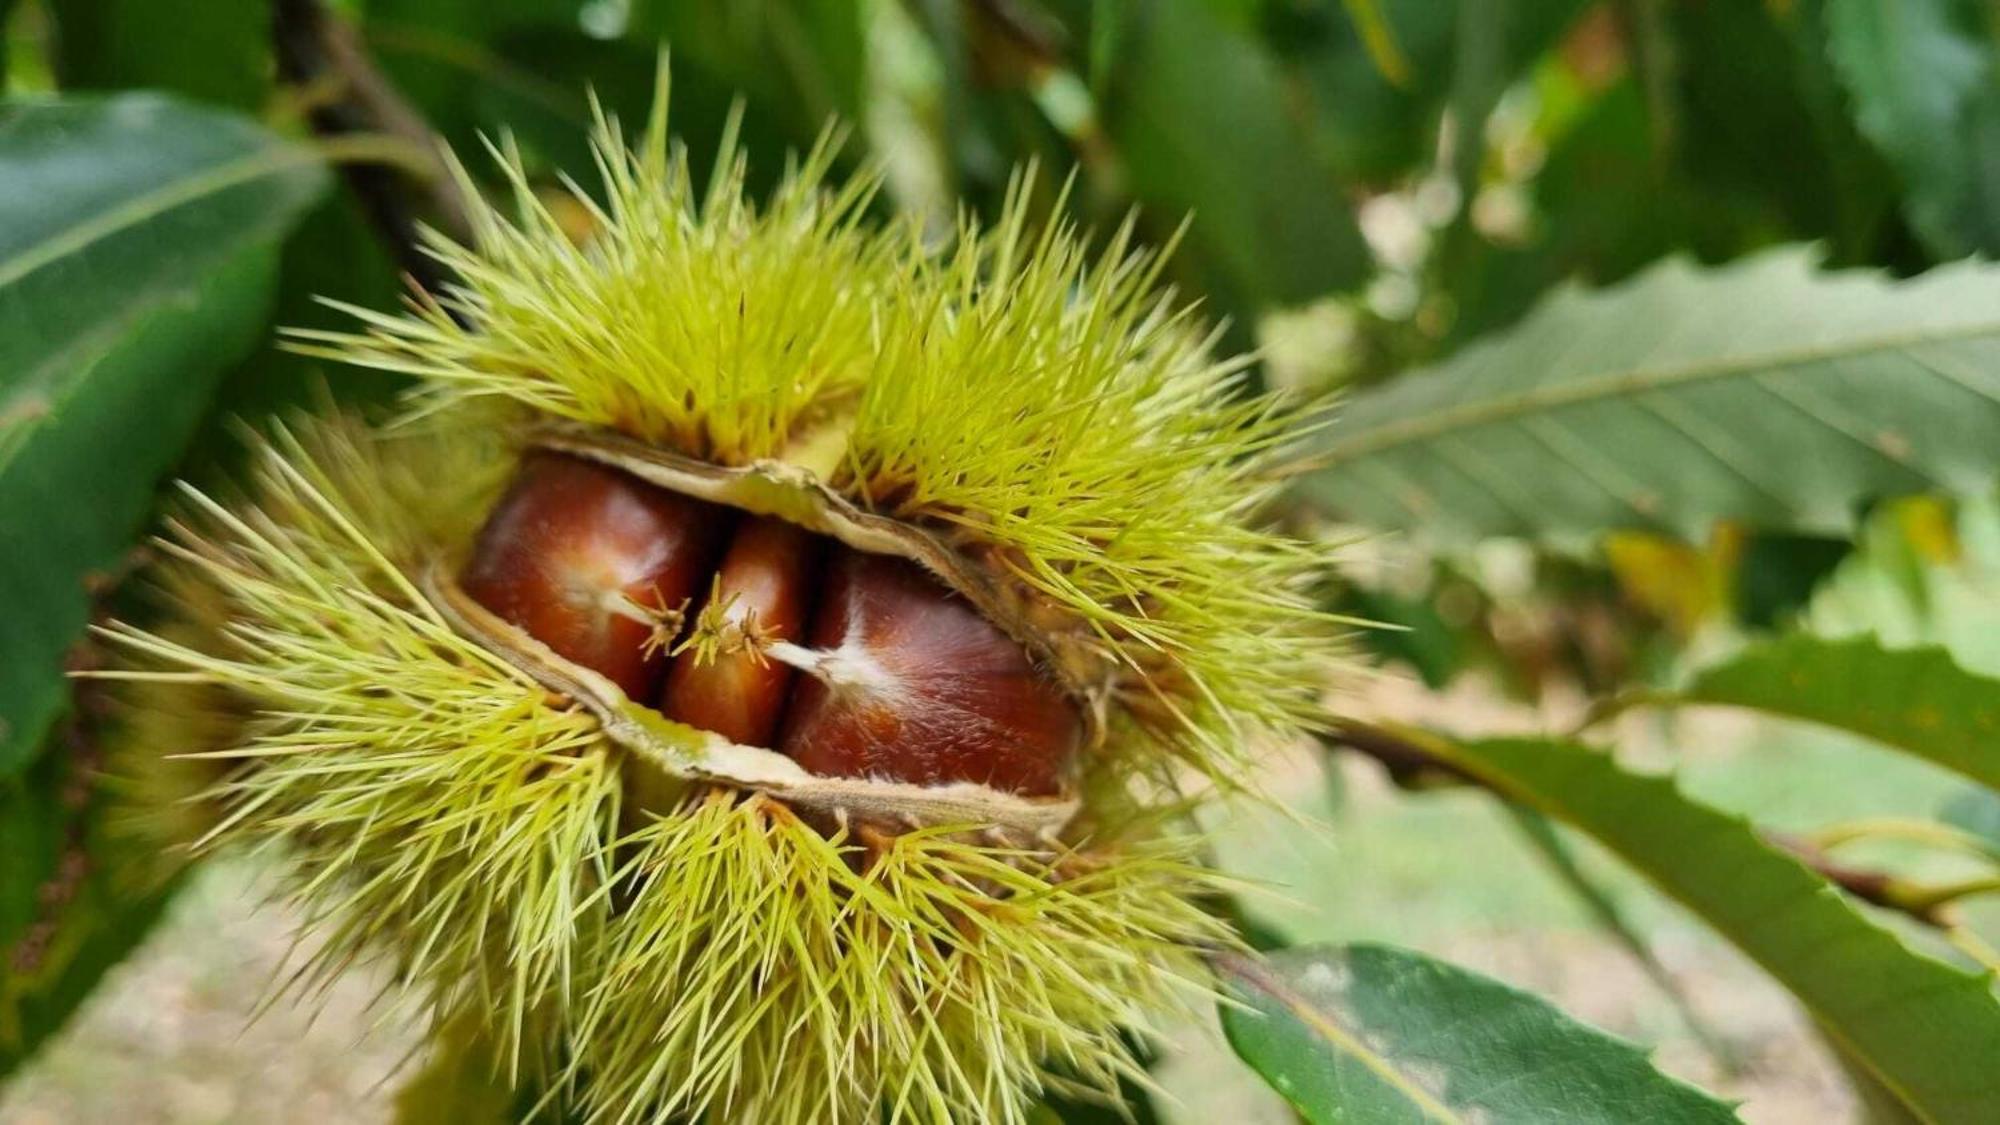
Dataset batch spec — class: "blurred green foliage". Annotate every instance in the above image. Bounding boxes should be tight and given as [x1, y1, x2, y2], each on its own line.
[2, 0, 1973, 384]
[7, 1, 2000, 1119]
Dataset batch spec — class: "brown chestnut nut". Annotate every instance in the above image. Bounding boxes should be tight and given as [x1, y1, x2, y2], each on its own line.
[776, 548, 1079, 797]
[460, 452, 729, 699]
[460, 454, 1081, 796]
[658, 516, 822, 748]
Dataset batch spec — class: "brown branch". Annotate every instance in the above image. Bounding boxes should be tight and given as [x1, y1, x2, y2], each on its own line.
[1764, 834, 1959, 928]
[1322, 720, 1957, 931]
[962, 0, 1068, 68]
[1322, 720, 1474, 789]
[271, 0, 469, 299]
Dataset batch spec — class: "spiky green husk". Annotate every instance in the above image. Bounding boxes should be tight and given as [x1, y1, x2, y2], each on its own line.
[579, 792, 1224, 1125]
[98, 420, 615, 1065]
[98, 419, 1232, 1121]
[288, 85, 1343, 779]
[96, 570, 245, 873]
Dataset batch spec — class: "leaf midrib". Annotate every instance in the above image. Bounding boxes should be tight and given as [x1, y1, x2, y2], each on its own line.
[1314, 319, 2000, 465]
[0, 140, 317, 291]
[1215, 950, 1466, 1124]
[1424, 735, 1983, 1125]
[0, 136, 319, 467]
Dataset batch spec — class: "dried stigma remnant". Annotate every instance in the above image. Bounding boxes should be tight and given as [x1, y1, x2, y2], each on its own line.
[93, 73, 1344, 1125]
[457, 448, 1081, 798]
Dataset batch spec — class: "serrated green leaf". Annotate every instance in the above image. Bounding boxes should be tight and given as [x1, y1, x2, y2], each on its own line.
[1214, 943, 1738, 1124]
[1678, 634, 2000, 793]
[1419, 733, 2000, 1124]
[1824, 0, 2000, 257]
[0, 94, 327, 775]
[1305, 247, 2000, 546]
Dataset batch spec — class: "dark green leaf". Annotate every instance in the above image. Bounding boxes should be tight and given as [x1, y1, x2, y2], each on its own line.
[0, 94, 327, 775]
[0, 0, 15, 91]
[365, 16, 805, 196]
[1439, 2, 1909, 351]
[1436, 77, 1670, 349]
[1731, 534, 1853, 630]
[206, 185, 405, 424]
[1098, 0, 1370, 316]
[1338, 582, 1463, 688]
[1672, 2, 1900, 265]
[1263, 0, 1458, 186]
[629, 0, 867, 142]
[1440, 0, 1590, 200]
[1421, 733, 2000, 1123]
[48, 0, 267, 109]
[1680, 634, 2000, 793]
[1825, 0, 2000, 257]
[1307, 247, 2000, 546]
[1, 723, 179, 1079]
[1215, 943, 1737, 1123]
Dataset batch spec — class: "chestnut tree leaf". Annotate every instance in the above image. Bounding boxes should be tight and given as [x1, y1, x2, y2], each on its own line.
[48, 0, 268, 110]
[0, 94, 327, 776]
[1304, 247, 2000, 547]
[1678, 634, 2000, 793]
[1098, 0, 1371, 319]
[1415, 733, 2000, 1124]
[1824, 0, 2000, 258]
[1215, 943, 1737, 1123]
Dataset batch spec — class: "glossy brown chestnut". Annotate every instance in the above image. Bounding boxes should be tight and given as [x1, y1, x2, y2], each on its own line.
[777, 549, 1078, 797]
[461, 454, 1081, 796]
[659, 516, 822, 748]
[460, 452, 730, 700]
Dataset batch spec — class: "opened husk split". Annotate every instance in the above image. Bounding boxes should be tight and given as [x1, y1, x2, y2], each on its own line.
[93, 79, 1346, 1124]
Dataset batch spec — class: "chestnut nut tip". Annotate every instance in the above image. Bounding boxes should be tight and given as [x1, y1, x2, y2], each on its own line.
[459, 451, 729, 701]
[461, 451, 1080, 797]
[659, 516, 821, 749]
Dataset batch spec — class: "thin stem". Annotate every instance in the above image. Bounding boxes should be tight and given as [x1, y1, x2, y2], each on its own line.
[1947, 926, 2000, 976]
[1903, 875, 2000, 915]
[310, 132, 443, 179]
[1568, 686, 1674, 736]
[1322, 720, 1966, 932]
[1806, 817, 2000, 865]
[271, 0, 470, 298]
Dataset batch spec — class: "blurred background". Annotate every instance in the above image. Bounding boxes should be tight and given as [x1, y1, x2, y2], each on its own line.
[6, 1, 2000, 1121]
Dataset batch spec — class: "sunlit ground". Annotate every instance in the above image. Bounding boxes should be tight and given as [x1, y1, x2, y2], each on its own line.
[4, 670, 1993, 1124]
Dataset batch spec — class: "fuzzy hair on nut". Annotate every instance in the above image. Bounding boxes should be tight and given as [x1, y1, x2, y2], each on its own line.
[95, 74, 1347, 1124]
